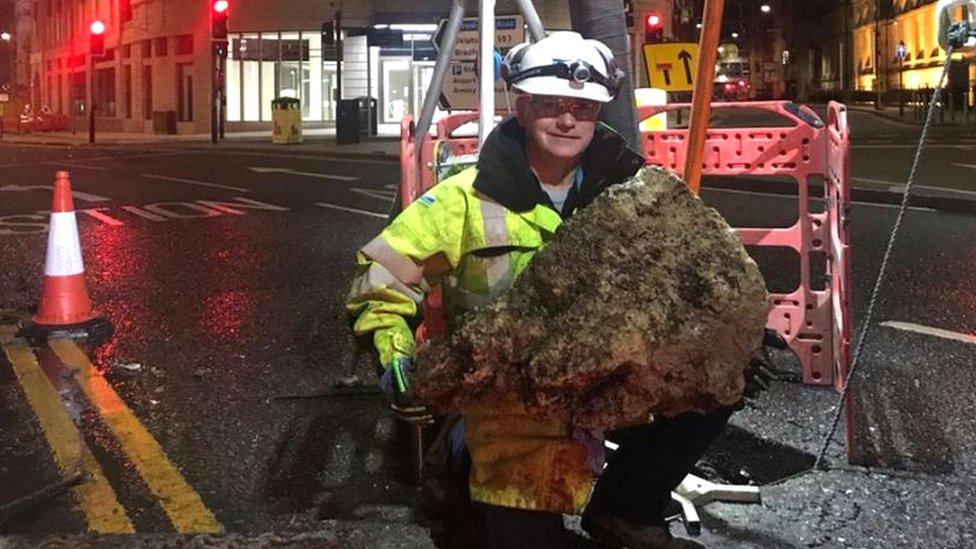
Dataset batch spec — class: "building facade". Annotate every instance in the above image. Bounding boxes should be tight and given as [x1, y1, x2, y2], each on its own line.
[19, 0, 672, 135]
[851, 0, 974, 92]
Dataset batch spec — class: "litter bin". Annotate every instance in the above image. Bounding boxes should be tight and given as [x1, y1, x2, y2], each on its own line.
[271, 97, 302, 144]
[336, 98, 360, 144]
[356, 96, 378, 136]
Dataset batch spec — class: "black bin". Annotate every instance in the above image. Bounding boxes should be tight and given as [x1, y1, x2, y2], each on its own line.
[336, 99, 360, 144]
[356, 96, 378, 136]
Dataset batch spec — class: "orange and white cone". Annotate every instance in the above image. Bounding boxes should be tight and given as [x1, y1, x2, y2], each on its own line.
[22, 171, 112, 342]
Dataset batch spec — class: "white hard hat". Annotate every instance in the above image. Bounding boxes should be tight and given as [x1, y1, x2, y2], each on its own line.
[502, 31, 622, 103]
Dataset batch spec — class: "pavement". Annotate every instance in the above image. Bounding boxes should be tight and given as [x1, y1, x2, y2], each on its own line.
[1, 105, 975, 547]
[0, 128, 402, 159]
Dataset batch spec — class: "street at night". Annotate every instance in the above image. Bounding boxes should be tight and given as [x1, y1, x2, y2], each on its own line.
[1, 107, 975, 547]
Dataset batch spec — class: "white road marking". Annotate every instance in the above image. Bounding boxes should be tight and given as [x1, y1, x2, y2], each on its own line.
[703, 187, 936, 212]
[852, 177, 976, 199]
[315, 202, 387, 219]
[0, 184, 110, 202]
[852, 176, 904, 186]
[198, 150, 396, 165]
[953, 163, 976, 171]
[247, 166, 359, 181]
[59, 162, 108, 171]
[850, 144, 970, 150]
[0, 151, 188, 170]
[140, 174, 248, 192]
[350, 187, 396, 201]
[880, 321, 976, 345]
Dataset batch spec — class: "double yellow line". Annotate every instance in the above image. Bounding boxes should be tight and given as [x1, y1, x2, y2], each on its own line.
[1, 327, 223, 533]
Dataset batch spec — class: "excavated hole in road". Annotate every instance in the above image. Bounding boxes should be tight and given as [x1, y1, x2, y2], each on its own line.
[698, 424, 815, 486]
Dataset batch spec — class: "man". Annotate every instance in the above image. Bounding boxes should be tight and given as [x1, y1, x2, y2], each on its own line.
[347, 31, 731, 548]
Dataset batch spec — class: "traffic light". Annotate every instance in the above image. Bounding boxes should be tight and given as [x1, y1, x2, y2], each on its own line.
[644, 13, 664, 44]
[212, 0, 229, 41]
[321, 20, 335, 47]
[623, 0, 635, 28]
[90, 20, 105, 56]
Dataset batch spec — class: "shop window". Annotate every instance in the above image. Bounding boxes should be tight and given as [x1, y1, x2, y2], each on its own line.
[177, 63, 194, 122]
[124, 65, 132, 118]
[142, 39, 152, 58]
[143, 65, 153, 120]
[239, 34, 261, 121]
[94, 67, 116, 117]
[226, 34, 242, 121]
[155, 37, 168, 57]
[177, 35, 193, 56]
[261, 32, 279, 121]
[70, 71, 85, 115]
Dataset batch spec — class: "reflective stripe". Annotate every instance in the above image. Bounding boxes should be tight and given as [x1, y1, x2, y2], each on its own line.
[361, 235, 425, 286]
[349, 261, 424, 305]
[45, 212, 85, 276]
[479, 199, 511, 296]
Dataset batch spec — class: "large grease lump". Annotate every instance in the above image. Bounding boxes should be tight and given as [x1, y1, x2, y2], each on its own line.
[414, 167, 770, 430]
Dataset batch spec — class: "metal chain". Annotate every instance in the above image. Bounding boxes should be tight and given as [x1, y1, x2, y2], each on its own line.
[813, 46, 956, 470]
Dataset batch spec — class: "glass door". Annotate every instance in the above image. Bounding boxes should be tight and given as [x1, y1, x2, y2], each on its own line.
[322, 68, 336, 120]
[412, 62, 436, 117]
[381, 58, 412, 124]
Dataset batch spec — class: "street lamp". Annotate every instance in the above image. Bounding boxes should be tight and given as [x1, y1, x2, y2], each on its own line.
[760, 4, 772, 14]
[731, 32, 739, 39]
[88, 20, 106, 143]
[1, 32, 12, 92]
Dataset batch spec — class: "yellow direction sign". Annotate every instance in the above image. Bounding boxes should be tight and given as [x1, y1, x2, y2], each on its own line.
[642, 43, 699, 92]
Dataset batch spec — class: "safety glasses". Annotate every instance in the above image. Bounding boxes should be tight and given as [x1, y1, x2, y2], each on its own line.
[528, 96, 602, 120]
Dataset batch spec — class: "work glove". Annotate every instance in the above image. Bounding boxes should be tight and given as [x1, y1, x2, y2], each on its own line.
[744, 329, 802, 399]
[379, 355, 433, 424]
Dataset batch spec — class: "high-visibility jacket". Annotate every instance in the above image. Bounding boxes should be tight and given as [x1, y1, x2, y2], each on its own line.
[347, 116, 644, 513]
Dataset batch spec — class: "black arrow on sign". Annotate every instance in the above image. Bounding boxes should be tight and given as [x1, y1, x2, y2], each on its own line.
[678, 50, 694, 84]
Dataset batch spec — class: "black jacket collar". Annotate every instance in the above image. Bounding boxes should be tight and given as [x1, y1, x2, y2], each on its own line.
[473, 116, 645, 217]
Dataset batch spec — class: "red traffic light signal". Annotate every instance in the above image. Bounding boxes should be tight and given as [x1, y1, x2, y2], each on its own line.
[644, 13, 664, 44]
[90, 20, 105, 56]
[212, 0, 229, 41]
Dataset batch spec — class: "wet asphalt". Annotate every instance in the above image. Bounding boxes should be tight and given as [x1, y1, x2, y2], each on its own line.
[1, 109, 975, 545]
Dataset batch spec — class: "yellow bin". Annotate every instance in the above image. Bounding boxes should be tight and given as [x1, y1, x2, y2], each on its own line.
[271, 97, 303, 144]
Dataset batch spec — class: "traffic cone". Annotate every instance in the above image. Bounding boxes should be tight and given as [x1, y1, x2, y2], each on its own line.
[20, 171, 113, 343]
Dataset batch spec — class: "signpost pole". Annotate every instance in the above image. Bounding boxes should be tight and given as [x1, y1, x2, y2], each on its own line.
[512, 0, 545, 42]
[682, 0, 724, 195]
[478, 0, 496, 147]
[416, 0, 465, 153]
[87, 55, 95, 144]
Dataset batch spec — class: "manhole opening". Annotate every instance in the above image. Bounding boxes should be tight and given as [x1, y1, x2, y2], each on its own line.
[699, 424, 815, 486]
